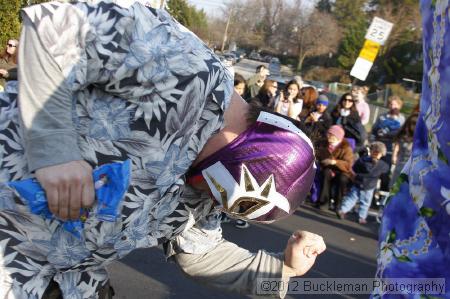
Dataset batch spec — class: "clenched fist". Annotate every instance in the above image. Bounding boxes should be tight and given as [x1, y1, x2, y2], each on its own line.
[35, 160, 95, 220]
[284, 231, 326, 276]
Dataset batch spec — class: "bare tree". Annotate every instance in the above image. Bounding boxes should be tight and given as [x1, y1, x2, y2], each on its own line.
[226, 0, 266, 49]
[208, 16, 238, 51]
[276, 1, 341, 71]
[261, 0, 284, 47]
[208, 0, 341, 69]
[221, 0, 285, 51]
[294, 10, 341, 71]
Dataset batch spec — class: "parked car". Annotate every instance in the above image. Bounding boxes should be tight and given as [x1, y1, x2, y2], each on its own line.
[232, 50, 245, 61]
[262, 55, 273, 62]
[268, 59, 281, 77]
[249, 51, 262, 61]
[217, 54, 233, 67]
[270, 57, 280, 64]
[223, 52, 238, 64]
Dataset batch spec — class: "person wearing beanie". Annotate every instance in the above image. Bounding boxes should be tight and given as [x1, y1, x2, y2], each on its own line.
[314, 125, 354, 210]
[337, 141, 389, 224]
[303, 94, 332, 139]
[328, 125, 345, 141]
[316, 94, 329, 106]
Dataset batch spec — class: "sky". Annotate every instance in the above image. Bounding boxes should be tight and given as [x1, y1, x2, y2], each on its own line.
[187, 0, 227, 16]
[187, 0, 316, 17]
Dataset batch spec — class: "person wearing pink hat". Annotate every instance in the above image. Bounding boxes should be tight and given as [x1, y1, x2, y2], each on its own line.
[314, 125, 354, 211]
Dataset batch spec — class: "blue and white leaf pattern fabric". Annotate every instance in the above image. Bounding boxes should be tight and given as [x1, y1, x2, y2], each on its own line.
[0, 0, 232, 297]
[374, 1, 450, 298]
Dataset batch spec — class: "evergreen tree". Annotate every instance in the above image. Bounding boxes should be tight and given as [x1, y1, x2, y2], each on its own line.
[368, 0, 419, 12]
[333, 0, 366, 27]
[188, 8, 208, 38]
[333, 0, 368, 69]
[337, 22, 367, 69]
[0, 0, 22, 46]
[167, 0, 208, 37]
[167, 0, 192, 26]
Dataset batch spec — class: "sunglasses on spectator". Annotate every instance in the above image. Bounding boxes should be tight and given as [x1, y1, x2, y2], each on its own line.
[343, 98, 354, 102]
[7, 44, 17, 48]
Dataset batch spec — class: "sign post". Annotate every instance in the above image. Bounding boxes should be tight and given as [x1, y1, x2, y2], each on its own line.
[350, 17, 394, 81]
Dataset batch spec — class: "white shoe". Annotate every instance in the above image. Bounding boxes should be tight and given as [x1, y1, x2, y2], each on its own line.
[235, 220, 250, 229]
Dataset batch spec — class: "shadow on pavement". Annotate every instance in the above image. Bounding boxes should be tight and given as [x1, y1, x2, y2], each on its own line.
[295, 204, 380, 240]
[109, 213, 377, 299]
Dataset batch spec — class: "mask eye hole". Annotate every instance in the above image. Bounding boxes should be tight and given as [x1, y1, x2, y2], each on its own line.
[231, 198, 258, 213]
[229, 197, 269, 216]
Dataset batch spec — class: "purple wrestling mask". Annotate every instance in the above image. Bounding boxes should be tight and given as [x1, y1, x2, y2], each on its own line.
[188, 111, 316, 223]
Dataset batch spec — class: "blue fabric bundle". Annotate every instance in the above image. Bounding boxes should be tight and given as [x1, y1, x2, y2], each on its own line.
[8, 160, 131, 238]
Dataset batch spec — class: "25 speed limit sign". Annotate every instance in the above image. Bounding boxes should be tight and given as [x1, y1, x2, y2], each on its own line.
[365, 17, 394, 45]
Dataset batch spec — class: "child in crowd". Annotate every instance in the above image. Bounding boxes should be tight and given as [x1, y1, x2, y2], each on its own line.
[337, 141, 389, 224]
[303, 94, 332, 137]
[233, 73, 246, 97]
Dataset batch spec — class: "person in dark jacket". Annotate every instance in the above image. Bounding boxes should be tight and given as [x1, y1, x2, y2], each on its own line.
[331, 93, 367, 152]
[250, 79, 278, 109]
[337, 141, 389, 224]
[303, 94, 332, 139]
[315, 125, 354, 210]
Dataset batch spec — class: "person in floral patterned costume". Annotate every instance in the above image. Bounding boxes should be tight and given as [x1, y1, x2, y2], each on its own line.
[0, 1, 325, 298]
[374, 1, 450, 298]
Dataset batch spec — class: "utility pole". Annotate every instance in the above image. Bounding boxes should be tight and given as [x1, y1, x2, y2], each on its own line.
[220, 8, 233, 53]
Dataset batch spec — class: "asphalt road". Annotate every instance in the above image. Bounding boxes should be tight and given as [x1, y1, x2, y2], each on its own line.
[107, 58, 379, 299]
[108, 203, 380, 299]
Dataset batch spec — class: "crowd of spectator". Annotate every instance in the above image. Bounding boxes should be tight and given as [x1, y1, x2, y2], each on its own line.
[0, 37, 416, 228]
[229, 64, 417, 227]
